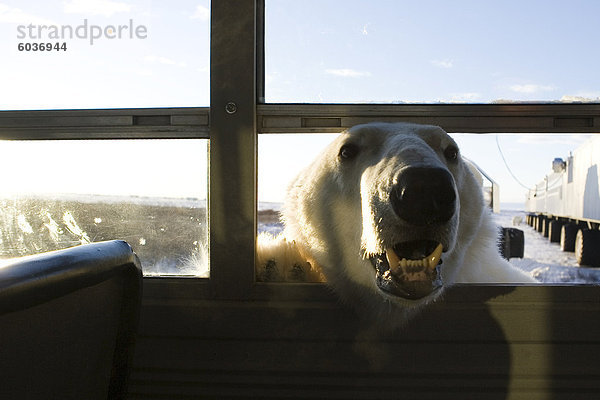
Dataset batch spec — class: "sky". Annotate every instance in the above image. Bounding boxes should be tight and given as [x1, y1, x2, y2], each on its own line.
[0, 0, 210, 109]
[1, 1, 599, 205]
[266, 0, 600, 104]
[0, 139, 208, 199]
[264, 0, 598, 205]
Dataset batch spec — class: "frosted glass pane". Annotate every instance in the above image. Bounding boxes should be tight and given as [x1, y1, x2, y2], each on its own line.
[1, 0, 209, 109]
[0, 139, 209, 277]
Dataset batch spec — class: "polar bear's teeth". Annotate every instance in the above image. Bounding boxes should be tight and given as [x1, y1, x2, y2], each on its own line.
[385, 243, 443, 273]
[427, 243, 444, 270]
[385, 248, 401, 271]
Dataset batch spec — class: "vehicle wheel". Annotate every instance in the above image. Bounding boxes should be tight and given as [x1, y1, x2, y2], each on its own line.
[576, 229, 600, 267]
[560, 223, 578, 252]
[536, 216, 545, 233]
[542, 218, 551, 238]
[548, 220, 563, 243]
[508, 227, 524, 259]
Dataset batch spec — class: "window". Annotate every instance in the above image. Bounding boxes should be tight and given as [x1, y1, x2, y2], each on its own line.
[568, 155, 574, 183]
[2, 1, 600, 293]
[266, 0, 600, 104]
[1, 0, 209, 109]
[261, 0, 600, 288]
[0, 138, 209, 277]
[257, 132, 598, 283]
[1, 0, 210, 278]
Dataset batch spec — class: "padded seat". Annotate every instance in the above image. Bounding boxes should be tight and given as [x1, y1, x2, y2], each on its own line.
[0, 240, 142, 400]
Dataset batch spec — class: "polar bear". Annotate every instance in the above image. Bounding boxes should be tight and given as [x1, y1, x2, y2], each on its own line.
[257, 122, 535, 325]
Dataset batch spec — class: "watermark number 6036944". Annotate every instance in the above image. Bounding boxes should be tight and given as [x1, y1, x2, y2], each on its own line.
[18, 42, 67, 52]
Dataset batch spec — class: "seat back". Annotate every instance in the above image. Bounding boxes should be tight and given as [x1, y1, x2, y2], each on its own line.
[0, 240, 142, 400]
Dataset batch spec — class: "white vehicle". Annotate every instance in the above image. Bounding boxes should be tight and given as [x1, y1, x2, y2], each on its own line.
[526, 135, 600, 267]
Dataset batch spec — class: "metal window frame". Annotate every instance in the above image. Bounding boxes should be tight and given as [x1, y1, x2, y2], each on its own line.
[0, 108, 209, 140]
[1, 0, 600, 303]
[257, 103, 600, 134]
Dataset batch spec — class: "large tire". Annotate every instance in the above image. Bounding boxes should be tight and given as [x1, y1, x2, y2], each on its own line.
[560, 223, 578, 252]
[499, 227, 525, 259]
[575, 229, 600, 267]
[542, 218, 551, 238]
[536, 216, 545, 233]
[548, 220, 563, 243]
[508, 228, 524, 259]
[527, 214, 534, 227]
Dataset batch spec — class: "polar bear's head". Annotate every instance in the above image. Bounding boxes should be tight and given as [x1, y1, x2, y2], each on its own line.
[283, 122, 485, 319]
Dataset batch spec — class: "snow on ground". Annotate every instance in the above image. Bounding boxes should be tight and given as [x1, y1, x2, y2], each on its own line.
[493, 209, 600, 284]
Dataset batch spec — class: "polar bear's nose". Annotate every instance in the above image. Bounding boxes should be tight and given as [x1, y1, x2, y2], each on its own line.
[390, 167, 456, 226]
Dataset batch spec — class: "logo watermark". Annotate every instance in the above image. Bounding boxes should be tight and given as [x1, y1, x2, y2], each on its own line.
[16, 19, 148, 46]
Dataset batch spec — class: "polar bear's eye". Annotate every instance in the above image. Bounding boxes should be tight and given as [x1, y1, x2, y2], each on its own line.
[339, 143, 360, 160]
[443, 145, 459, 162]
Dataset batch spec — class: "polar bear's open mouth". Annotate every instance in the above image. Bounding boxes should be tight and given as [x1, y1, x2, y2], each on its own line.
[369, 240, 444, 300]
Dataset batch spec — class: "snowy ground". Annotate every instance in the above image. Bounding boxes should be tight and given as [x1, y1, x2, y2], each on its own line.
[493, 209, 600, 284]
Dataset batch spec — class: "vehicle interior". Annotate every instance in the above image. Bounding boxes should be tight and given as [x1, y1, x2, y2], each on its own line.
[1, 1, 600, 399]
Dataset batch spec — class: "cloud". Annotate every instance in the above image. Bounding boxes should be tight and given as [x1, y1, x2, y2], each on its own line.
[325, 68, 371, 78]
[361, 23, 369, 35]
[0, 3, 55, 24]
[449, 92, 480, 102]
[509, 84, 555, 94]
[135, 68, 153, 77]
[63, 0, 132, 17]
[516, 134, 589, 146]
[560, 94, 600, 103]
[436, 93, 480, 103]
[191, 4, 209, 21]
[431, 59, 453, 69]
[145, 55, 187, 68]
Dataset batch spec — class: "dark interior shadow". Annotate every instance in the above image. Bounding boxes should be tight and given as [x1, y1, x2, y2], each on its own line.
[343, 285, 514, 399]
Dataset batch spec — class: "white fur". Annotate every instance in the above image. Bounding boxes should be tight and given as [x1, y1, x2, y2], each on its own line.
[257, 122, 535, 327]
[256, 233, 323, 282]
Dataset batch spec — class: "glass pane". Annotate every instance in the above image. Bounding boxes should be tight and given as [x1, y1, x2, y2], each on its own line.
[266, 0, 600, 104]
[258, 132, 598, 283]
[258, 134, 337, 237]
[1, 0, 209, 109]
[0, 139, 209, 277]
